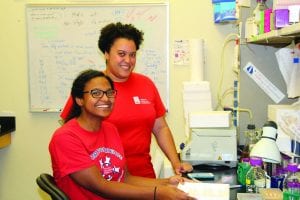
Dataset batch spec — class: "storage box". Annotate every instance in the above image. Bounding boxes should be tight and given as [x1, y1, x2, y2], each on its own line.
[274, 9, 289, 29]
[212, 0, 237, 23]
[264, 9, 273, 33]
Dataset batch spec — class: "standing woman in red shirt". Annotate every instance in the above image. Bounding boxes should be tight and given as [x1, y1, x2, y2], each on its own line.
[61, 22, 193, 178]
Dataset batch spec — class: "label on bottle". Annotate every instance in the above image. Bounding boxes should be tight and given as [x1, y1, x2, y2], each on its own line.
[246, 178, 251, 185]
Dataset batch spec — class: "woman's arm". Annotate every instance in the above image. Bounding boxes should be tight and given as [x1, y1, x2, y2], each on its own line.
[69, 165, 193, 200]
[152, 116, 193, 175]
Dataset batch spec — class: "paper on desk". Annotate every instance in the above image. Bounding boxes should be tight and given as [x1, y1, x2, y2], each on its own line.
[178, 182, 229, 200]
[275, 42, 300, 98]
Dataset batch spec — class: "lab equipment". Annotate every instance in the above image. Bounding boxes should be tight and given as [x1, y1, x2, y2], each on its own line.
[180, 126, 237, 168]
[250, 121, 281, 163]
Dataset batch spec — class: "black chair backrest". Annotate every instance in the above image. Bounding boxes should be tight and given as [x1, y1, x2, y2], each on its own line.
[36, 173, 69, 200]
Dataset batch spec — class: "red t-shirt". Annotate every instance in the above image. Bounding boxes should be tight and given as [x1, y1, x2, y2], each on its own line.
[106, 73, 166, 178]
[49, 119, 126, 200]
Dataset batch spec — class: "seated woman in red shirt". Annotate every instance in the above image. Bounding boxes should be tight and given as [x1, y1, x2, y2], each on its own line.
[49, 69, 195, 200]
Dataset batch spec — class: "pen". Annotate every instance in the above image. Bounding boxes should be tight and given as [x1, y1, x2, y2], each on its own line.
[230, 184, 242, 189]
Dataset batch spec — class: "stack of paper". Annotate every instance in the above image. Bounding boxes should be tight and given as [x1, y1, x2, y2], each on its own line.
[182, 81, 213, 138]
[237, 193, 262, 200]
[178, 182, 229, 200]
[182, 81, 213, 120]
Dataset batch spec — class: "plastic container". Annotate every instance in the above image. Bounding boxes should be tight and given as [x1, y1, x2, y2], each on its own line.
[252, 0, 268, 35]
[237, 157, 251, 185]
[241, 124, 257, 159]
[283, 163, 300, 200]
[271, 167, 286, 190]
[283, 191, 300, 200]
[246, 157, 267, 193]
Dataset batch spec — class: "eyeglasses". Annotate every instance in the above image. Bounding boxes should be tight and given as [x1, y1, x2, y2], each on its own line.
[83, 89, 117, 99]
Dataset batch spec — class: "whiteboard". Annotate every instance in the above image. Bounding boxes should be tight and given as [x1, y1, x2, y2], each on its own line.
[26, 3, 169, 112]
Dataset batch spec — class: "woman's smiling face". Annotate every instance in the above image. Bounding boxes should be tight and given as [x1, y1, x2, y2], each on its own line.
[77, 76, 115, 119]
[104, 38, 137, 82]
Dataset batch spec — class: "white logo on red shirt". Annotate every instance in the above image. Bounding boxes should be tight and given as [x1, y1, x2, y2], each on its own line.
[132, 96, 150, 104]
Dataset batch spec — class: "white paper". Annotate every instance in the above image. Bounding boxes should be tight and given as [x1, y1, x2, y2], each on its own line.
[178, 182, 229, 200]
[173, 40, 190, 65]
[275, 42, 300, 98]
[288, 61, 300, 98]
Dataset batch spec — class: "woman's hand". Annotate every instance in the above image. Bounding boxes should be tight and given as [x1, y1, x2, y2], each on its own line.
[174, 162, 193, 176]
[155, 185, 196, 200]
[168, 175, 196, 185]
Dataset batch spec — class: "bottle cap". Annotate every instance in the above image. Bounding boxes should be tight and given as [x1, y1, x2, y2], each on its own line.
[241, 157, 250, 163]
[250, 157, 263, 166]
[247, 124, 256, 130]
[287, 163, 299, 173]
[287, 181, 298, 188]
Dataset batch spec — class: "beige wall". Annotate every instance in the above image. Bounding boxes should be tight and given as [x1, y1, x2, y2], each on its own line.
[0, 0, 237, 199]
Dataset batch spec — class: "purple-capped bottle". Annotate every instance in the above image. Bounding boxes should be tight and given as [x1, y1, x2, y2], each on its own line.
[245, 157, 267, 193]
[283, 163, 300, 199]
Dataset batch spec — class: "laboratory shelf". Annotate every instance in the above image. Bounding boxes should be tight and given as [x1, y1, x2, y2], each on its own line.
[246, 23, 300, 47]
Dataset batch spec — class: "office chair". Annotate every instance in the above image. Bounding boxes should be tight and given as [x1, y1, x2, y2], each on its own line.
[36, 173, 69, 200]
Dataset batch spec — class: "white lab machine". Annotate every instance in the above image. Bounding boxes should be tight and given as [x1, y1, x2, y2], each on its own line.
[181, 127, 237, 168]
[180, 111, 237, 167]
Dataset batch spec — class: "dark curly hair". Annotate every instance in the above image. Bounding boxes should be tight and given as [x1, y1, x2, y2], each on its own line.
[64, 69, 114, 123]
[98, 22, 144, 54]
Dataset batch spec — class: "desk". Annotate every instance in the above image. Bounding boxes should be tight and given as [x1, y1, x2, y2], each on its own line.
[185, 165, 245, 200]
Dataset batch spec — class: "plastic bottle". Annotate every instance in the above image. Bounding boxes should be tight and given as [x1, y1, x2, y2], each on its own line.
[252, 0, 268, 35]
[237, 157, 251, 185]
[241, 124, 257, 160]
[271, 167, 286, 190]
[283, 163, 300, 200]
[246, 157, 267, 193]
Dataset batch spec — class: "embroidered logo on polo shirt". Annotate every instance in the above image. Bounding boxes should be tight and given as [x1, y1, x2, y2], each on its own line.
[132, 96, 151, 104]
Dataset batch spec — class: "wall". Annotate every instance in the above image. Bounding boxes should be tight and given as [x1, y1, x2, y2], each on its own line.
[0, 0, 238, 199]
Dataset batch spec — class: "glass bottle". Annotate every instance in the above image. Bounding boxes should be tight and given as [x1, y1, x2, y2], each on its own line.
[246, 157, 267, 193]
[283, 163, 300, 200]
[252, 0, 268, 35]
[241, 124, 257, 160]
